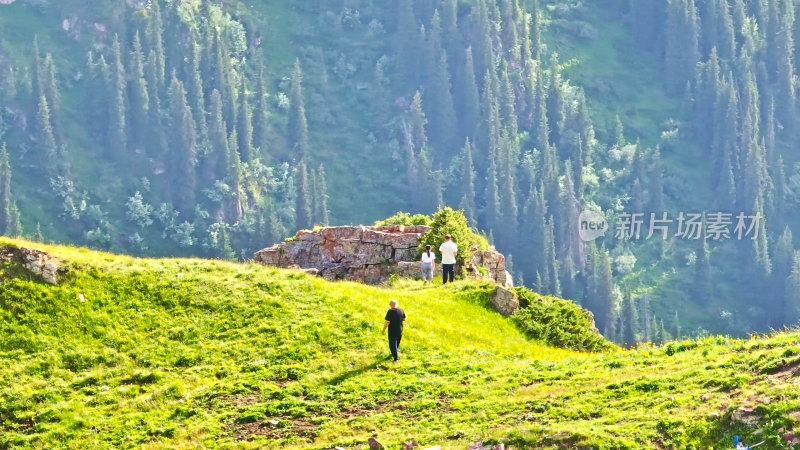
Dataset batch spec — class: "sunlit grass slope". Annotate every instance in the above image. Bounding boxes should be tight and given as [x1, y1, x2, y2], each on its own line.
[1, 239, 800, 449]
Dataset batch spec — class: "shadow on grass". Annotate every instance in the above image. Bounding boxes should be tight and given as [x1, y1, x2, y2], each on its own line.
[327, 356, 387, 385]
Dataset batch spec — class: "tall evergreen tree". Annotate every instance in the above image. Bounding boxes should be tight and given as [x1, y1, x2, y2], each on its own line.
[665, 0, 701, 94]
[471, 0, 495, 85]
[289, 60, 309, 158]
[423, 15, 457, 157]
[236, 76, 254, 163]
[129, 32, 150, 144]
[145, 0, 166, 93]
[41, 54, 61, 140]
[459, 138, 478, 227]
[546, 54, 564, 146]
[457, 47, 481, 141]
[108, 34, 127, 157]
[312, 164, 330, 225]
[35, 95, 58, 174]
[31, 36, 43, 120]
[531, 66, 549, 151]
[253, 60, 270, 160]
[621, 290, 638, 347]
[167, 77, 197, 214]
[207, 89, 229, 183]
[772, 227, 794, 326]
[529, 0, 542, 61]
[0, 144, 11, 234]
[295, 159, 313, 230]
[585, 243, 615, 335]
[186, 34, 208, 154]
[397, 0, 422, 85]
[788, 252, 800, 324]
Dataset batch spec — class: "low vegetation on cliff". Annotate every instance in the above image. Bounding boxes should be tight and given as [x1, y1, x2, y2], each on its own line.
[1, 239, 800, 448]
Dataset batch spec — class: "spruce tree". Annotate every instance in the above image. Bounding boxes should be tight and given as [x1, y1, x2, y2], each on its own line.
[693, 236, 712, 301]
[42, 54, 61, 141]
[471, 0, 495, 84]
[530, 0, 542, 61]
[585, 243, 615, 335]
[186, 34, 208, 155]
[289, 60, 309, 158]
[36, 95, 58, 174]
[253, 61, 270, 160]
[0, 144, 11, 233]
[665, 0, 701, 94]
[31, 36, 43, 120]
[313, 164, 330, 225]
[397, 0, 421, 85]
[772, 227, 794, 326]
[225, 129, 242, 222]
[545, 216, 560, 296]
[167, 77, 198, 214]
[207, 89, 229, 183]
[145, 49, 162, 130]
[561, 160, 584, 268]
[441, 0, 462, 75]
[640, 294, 652, 342]
[108, 34, 127, 157]
[295, 159, 313, 230]
[531, 66, 549, 151]
[129, 32, 150, 144]
[146, 0, 166, 93]
[458, 47, 481, 141]
[788, 252, 800, 324]
[483, 147, 501, 234]
[621, 290, 638, 348]
[459, 138, 478, 227]
[521, 185, 547, 287]
[236, 76, 254, 163]
[546, 54, 564, 146]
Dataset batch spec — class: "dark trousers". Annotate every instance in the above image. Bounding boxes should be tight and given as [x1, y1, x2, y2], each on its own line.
[442, 264, 455, 284]
[388, 332, 402, 361]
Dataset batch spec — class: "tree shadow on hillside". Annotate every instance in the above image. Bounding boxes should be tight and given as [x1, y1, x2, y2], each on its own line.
[326, 356, 386, 385]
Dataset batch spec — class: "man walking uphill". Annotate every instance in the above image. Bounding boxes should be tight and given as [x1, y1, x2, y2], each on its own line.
[439, 234, 458, 284]
[382, 300, 405, 362]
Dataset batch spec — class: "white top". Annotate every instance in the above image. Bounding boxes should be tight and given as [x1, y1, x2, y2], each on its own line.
[421, 252, 436, 264]
[439, 241, 458, 265]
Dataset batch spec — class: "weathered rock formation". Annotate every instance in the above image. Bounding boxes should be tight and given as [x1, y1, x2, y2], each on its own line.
[254, 225, 513, 288]
[0, 244, 63, 284]
[489, 286, 519, 317]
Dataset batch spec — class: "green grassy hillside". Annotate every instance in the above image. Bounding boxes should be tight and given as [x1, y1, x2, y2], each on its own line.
[1, 240, 800, 449]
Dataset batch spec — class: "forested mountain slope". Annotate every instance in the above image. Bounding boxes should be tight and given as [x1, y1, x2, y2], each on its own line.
[1, 0, 800, 343]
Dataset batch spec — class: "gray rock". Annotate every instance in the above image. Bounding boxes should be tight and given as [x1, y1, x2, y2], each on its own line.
[253, 225, 512, 287]
[490, 286, 519, 316]
[0, 244, 64, 284]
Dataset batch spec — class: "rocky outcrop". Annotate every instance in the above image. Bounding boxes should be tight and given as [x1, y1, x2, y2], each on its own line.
[490, 286, 519, 316]
[253, 225, 513, 287]
[0, 244, 63, 284]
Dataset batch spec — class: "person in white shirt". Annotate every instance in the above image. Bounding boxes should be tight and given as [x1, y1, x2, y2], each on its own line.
[420, 245, 435, 285]
[438, 235, 458, 284]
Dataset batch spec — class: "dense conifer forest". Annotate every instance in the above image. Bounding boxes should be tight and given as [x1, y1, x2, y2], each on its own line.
[2, 0, 800, 343]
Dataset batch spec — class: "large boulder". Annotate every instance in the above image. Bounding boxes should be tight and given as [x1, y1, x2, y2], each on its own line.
[490, 286, 519, 317]
[0, 244, 64, 284]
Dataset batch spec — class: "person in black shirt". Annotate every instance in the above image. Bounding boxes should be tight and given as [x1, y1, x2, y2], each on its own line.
[382, 300, 406, 361]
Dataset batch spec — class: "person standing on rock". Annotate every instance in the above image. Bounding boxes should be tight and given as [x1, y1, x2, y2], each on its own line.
[439, 235, 458, 284]
[382, 300, 405, 362]
[420, 245, 435, 285]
